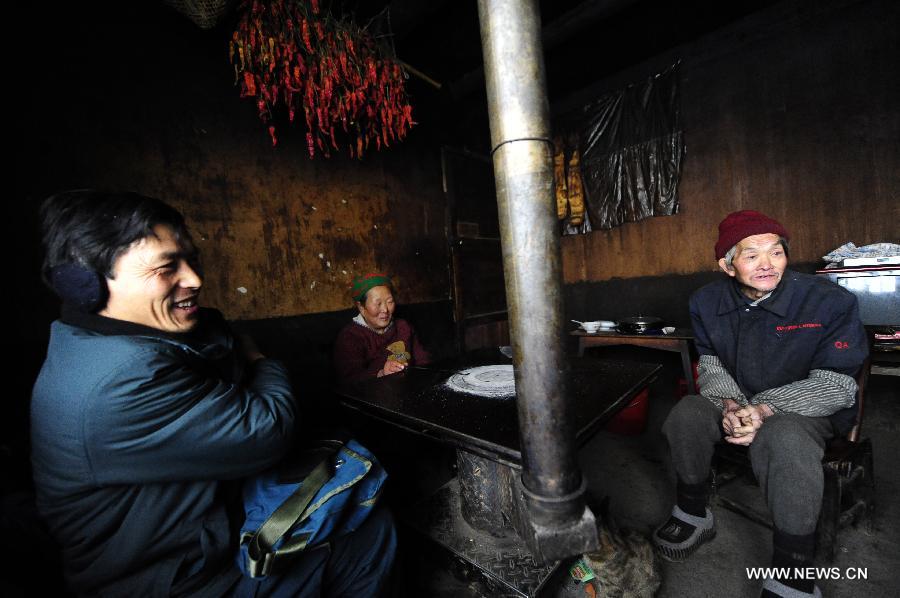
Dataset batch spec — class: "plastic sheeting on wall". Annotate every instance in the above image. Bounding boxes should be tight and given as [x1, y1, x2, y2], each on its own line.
[569, 62, 684, 233]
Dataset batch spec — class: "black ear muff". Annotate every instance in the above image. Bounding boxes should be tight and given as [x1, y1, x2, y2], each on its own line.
[49, 264, 109, 312]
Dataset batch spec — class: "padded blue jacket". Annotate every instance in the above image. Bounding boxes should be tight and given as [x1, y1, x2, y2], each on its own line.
[31, 309, 296, 597]
[689, 270, 868, 433]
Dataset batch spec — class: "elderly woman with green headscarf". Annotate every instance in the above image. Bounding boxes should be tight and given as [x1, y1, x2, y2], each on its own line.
[333, 273, 431, 382]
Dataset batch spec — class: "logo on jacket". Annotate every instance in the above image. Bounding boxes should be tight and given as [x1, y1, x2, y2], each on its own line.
[834, 341, 850, 349]
[775, 322, 823, 332]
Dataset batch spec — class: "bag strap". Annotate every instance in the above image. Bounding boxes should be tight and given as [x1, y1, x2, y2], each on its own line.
[245, 454, 334, 577]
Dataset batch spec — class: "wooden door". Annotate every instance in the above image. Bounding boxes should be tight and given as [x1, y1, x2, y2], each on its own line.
[442, 147, 509, 353]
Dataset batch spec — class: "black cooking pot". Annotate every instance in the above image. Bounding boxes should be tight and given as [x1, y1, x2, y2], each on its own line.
[617, 316, 665, 335]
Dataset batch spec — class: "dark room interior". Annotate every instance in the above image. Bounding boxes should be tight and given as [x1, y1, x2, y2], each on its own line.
[7, 0, 898, 596]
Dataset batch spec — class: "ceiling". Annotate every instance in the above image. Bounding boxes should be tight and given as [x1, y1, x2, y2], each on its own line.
[156, 0, 782, 105]
[13, 0, 783, 154]
[373, 0, 781, 102]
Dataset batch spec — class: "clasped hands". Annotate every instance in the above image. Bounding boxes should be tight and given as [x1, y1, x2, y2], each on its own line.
[722, 398, 774, 445]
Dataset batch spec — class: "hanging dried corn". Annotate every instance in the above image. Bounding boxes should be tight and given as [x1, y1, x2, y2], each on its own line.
[230, 0, 415, 158]
[567, 148, 585, 226]
[553, 136, 568, 221]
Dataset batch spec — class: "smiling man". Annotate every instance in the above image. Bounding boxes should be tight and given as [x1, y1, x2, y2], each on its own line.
[652, 210, 868, 598]
[31, 191, 396, 597]
[98, 223, 203, 332]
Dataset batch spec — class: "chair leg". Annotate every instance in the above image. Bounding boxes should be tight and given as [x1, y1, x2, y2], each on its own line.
[860, 438, 876, 534]
[816, 466, 840, 563]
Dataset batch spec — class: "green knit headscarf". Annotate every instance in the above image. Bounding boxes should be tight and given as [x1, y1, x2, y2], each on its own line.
[351, 273, 393, 303]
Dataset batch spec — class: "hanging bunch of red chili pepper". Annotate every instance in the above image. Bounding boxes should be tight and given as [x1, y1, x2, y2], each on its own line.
[230, 0, 415, 158]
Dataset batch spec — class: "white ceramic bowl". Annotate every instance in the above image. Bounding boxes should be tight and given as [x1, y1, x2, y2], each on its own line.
[580, 320, 615, 333]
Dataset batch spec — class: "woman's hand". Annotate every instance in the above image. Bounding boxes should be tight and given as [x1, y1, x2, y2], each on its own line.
[377, 359, 407, 377]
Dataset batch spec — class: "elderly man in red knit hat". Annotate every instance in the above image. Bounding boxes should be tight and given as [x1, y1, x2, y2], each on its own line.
[652, 210, 868, 598]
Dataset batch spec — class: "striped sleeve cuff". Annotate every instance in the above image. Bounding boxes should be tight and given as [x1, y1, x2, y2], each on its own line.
[749, 369, 857, 417]
[697, 355, 747, 410]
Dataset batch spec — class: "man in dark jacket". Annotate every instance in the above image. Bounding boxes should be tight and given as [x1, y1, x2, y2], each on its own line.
[651, 210, 867, 598]
[31, 190, 395, 597]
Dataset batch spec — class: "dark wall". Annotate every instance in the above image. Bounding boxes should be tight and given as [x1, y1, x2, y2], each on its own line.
[565, 263, 820, 329]
[230, 300, 457, 413]
[559, 0, 899, 283]
[14, 2, 449, 321]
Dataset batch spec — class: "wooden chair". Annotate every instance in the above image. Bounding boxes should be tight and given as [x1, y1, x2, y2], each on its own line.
[713, 359, 874, 562]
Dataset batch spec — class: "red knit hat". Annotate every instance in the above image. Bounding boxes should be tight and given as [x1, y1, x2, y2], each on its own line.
[715, 210, 790, 260]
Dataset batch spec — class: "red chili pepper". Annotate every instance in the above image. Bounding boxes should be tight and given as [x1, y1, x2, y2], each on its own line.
[311, 0, 320, 14]
[315, 21, 325, 41]
[268, 126, 277, 147]
[330, 126, 338, 150]
[243, 72, 257, 96]
[306, 132, 315, 159]
[302, 19, 313, 53]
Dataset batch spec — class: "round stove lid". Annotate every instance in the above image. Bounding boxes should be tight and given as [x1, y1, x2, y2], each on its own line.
[445, 364, 516, 399]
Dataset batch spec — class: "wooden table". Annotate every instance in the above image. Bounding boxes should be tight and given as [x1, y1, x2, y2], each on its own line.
[572, 328, 697, 395]
[334, 349, 660, 597]
[335, 348, 661, 468]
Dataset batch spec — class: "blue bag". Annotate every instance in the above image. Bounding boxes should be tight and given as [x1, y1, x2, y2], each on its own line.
[237, 438, 387, 578]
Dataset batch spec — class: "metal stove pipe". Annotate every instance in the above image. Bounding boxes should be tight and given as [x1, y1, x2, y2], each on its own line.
[476, 0, 598, 561]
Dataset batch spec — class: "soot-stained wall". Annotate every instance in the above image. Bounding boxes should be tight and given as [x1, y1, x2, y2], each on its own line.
[559, 0, 899, 285]
[15, 2, 449, 324]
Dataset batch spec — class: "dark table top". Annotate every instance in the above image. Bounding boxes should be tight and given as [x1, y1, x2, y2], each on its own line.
[335, 348, 660, 468]
[570, 328, 694, 340]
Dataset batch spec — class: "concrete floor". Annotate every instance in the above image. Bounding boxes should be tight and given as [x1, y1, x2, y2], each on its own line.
[575, 349, 899, 598]
[400, 348, 899, 597]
